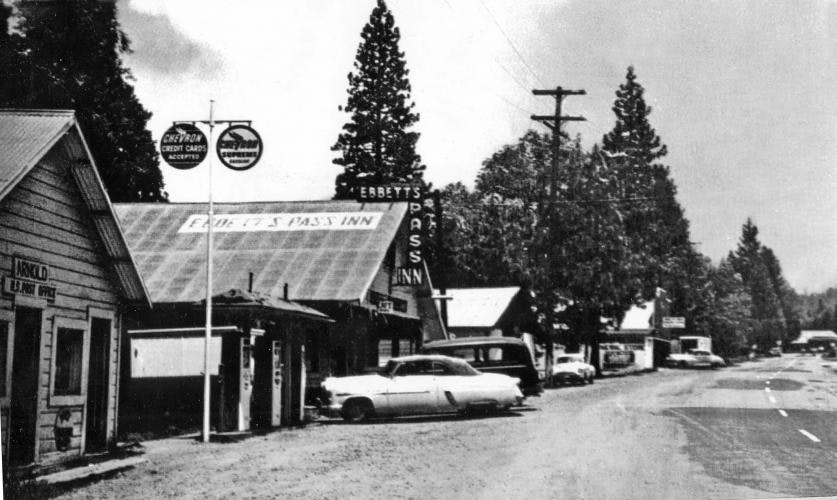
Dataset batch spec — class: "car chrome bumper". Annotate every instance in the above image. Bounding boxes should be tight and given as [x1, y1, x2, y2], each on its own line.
[318, 402, 344, 419]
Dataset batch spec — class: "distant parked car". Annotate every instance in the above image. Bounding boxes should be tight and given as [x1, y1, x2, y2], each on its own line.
[421, 337, 542, 396]
[767, 347, 782, 357]
[319, 355, 524, 422]
[552, 354, 595, 385]
[666, 349, 726, 369]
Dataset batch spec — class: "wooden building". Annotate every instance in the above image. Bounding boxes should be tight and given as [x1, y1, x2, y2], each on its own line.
[114, 200, 445, 419]
[0, 110, 149, 468]
[439, 287, 539, 339]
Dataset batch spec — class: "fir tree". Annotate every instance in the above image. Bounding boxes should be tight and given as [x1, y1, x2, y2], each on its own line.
[728, 218, 793, 348]
[599, 66, 694, 308]
[602, 66, 667, 164]
[0, 1, 167, 202]
[332, 0, 424, 199]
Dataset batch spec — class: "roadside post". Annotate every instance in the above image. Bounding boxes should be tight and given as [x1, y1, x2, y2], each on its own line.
[159, 102, 263, 442]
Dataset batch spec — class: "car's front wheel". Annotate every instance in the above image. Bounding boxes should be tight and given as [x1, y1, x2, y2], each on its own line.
[341, 399, 373, 423]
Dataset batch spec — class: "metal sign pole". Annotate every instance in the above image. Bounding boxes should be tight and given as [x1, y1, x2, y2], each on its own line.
[202, 100, 215, 443]
[159, 103, 261, 444]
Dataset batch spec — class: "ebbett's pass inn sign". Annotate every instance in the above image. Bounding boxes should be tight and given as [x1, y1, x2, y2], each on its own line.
[357, 184, 424, 286]
[160, 123, 208, 170]
[2, 256, 57, 302]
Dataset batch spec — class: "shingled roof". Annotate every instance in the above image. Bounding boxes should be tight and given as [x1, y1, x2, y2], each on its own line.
[114, 201, 408, 304]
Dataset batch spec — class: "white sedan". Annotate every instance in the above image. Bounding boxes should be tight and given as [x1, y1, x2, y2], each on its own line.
[319, 355, 525, 422]
[552, 354, 596, 385]
[666, 349, 726, 368]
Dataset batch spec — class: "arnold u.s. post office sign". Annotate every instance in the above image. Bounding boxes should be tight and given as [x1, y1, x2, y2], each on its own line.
[160, 123, 208, 169]
[216, 124, 263, 171]
[2, 256, 57, 302]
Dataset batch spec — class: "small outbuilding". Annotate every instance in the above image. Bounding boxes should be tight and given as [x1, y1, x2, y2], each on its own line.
[0, 110, 149, 468]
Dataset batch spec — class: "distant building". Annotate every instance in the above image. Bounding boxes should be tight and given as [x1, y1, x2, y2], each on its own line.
[790, 330, 837, 351]
[437, 287, 538, 338]
[0, 110, 149, 468]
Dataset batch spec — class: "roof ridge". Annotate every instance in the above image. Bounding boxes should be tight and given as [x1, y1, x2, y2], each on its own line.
[114, 200, 408, 206]
[0, 108, 75, 116]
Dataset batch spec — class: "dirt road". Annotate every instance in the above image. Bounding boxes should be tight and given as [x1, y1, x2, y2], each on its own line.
[49, 354, 836, 499]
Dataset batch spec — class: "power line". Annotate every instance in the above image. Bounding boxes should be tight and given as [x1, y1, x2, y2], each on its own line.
[496, 59, 541, 98]
[496, 94, 536, 116]
[478, 0, 547, 88]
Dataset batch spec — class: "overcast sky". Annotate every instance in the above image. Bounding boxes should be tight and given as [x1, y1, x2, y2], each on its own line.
[118, 0, 837, 293]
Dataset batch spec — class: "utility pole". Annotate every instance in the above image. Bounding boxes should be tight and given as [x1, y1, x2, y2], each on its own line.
[531, 86, 586, 387]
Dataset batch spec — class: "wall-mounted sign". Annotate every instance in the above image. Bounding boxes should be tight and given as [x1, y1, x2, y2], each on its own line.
[356, 184, 425, 286]
[177, 212, 382, 233]
[662, 316, 686, 329]
[369, 291, 408, 313]
[216, 124, 263, 171]
[3, 256, 57, 301]
[160, 123, 208, 170]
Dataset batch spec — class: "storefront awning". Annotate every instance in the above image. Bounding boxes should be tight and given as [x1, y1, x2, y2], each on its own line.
[197, 289, 333, 323]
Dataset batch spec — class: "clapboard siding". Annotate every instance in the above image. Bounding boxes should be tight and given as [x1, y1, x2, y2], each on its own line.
[1, 144, 125, 464]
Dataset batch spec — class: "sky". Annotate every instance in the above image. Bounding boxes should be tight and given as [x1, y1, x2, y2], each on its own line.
[117, 0, 837, 293]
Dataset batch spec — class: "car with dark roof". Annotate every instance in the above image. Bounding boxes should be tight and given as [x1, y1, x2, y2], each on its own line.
[420, 337, 542, 397]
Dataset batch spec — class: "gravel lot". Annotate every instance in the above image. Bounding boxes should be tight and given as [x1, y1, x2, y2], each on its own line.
[39, 357, 835, 499]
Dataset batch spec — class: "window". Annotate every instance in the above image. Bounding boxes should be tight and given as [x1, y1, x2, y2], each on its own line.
[50, 317, 90, 406]
[54, 328, 84, 395]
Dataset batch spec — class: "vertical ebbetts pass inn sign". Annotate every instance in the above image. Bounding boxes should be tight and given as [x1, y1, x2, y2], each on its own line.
[356, 184, 424, 286]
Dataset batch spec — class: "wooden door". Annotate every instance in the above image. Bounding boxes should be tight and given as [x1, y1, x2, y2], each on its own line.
[85, 317, 110, 453]
[9, 307, 41, 466]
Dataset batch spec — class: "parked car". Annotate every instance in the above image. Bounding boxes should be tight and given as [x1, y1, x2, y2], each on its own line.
[319, 355, 525, 422]
[552, 354, 595, 385]
[767, 347, 782, 357]
[421, 337, 543, 396]
[666, 349, 726, 369]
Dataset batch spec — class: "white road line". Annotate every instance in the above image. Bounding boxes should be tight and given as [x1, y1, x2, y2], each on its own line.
[778, 409, 788, 417]
[765, 387, 771, 393]
[798, 429, 821, 443]
[768, 395, 777, 404]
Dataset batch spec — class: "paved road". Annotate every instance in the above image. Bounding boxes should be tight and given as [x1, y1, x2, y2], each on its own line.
[51, 353, 837, 500]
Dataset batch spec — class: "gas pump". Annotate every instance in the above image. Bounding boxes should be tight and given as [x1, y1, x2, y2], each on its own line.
[237, 336, 254, 431]
[271, 340, 283, 427]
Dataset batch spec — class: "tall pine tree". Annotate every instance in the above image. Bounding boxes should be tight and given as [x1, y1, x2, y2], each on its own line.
[332, 0, 424, 199]
[599, 66, 695, 310]
[0, 0, 167, 202]
[602, 66, 667, 164]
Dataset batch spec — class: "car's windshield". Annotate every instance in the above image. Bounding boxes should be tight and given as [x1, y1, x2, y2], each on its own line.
[556, 356, 575, 364]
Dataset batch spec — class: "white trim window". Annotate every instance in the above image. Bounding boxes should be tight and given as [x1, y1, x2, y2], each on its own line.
[49, 317, 90, 407]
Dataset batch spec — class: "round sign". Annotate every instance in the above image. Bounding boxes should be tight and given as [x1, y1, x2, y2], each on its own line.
[159, 123, 208, 170]
[216, 125, 263, 171]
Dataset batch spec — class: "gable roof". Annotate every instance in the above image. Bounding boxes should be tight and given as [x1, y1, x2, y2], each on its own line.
[114, 201, 408, 303]
[792, 330, 837, 344]
[0, 109, 150, 305]
[438, 287, 522, 328]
